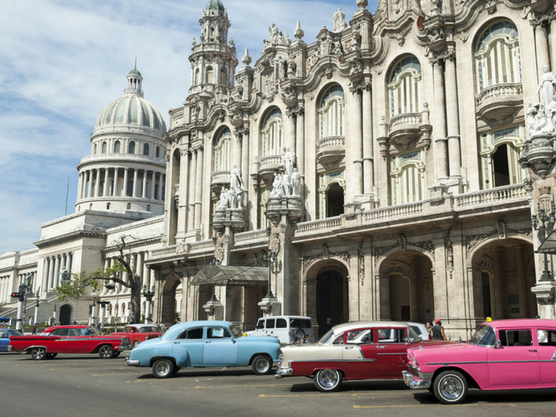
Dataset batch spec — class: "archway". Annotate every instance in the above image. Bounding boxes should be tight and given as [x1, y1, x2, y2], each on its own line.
[316, 268, 348, 335]
[379, 251, 434, 323]
[471, 238, 536, 320]
[59, 304, 72, 325]
[160, 273, 182, 325]
[326, 183, 344, 217]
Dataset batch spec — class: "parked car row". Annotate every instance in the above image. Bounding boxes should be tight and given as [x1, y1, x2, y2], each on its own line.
[4, 317, 556, 405]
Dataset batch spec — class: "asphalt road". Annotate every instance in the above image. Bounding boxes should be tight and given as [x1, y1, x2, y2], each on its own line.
[1, 351, 555, 417]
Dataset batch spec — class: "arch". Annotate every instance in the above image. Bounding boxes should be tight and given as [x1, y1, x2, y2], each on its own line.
[387, 55, 422, 117]
[260, 107, 283, 157]
[213, 127, 232, 172]
[474, 19, 521, 93]
[195, 68, 200, 85]
[59, 304, 72, 325]
[318, 83, 345, 139]
[93, 143, 97, 154]
[101, 141, 107, 153]
[114, 140, 121, 153]
[143, 143, 149, 156]
[390, 149, 426, 205]
[128, 141, 136, 154]
[156, 146, 160, 158]
[160, 273, 183, 325]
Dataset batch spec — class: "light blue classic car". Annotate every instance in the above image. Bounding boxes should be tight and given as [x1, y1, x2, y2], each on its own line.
[126, 320, 281, 378]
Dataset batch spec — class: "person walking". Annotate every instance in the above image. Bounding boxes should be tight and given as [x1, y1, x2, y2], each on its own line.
[430, 318, 447, 341]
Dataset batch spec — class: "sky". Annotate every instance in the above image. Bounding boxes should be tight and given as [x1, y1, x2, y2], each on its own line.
[0, 0, 379, 255]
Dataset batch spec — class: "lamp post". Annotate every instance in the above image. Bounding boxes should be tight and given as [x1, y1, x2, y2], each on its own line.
[263, 250, 279, 299]
[142, 286, 155, 324]
[532, 206, 556, 282]
[104, 282, 119, 331]
[52, 303, 57, 326]
[90, 293, 96, 326]
[33, 289, 40, 327]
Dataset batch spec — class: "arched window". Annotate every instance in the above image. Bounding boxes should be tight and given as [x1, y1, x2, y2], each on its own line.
[388, 56, 422, 117]
[129, 141, 136, 154]
[319, 85, 345, 139]
[143, 143, 149, 156]
[206, 67, 214, 84]
[155, 146, 160, 158]
[101, 142, 107, 153]
[220, 68, 227, 85]
[390, 150, 426, 205]
[93, 144, 97, 154]
[480, 124, 525, 189]
[261, 108, 283, 157]
[213, 128, 232, 172]
[114, 140, 121, 153]
[475, 20, 521, 93]
[195, 68, 200, 85]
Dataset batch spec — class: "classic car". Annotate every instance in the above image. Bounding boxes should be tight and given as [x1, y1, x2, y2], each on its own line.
[0, 328, 23, 352]
[9, 325, 130, 359]
[110, 323, 164, 348]
[126, 320, 281, 378]
[244, 315, 314, 345]
[275, 321, 455, 392]
[403, 318, 556, 404]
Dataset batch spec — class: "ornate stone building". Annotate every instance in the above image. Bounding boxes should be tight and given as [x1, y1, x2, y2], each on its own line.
[2, 1, 556, 340]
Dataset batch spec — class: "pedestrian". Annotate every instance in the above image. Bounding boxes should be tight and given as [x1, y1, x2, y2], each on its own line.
[32, 324, 38, 334]
[431, 318, 447, 341]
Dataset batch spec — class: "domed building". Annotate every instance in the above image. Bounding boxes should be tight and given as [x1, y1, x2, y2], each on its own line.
[76, 69, 167, 214]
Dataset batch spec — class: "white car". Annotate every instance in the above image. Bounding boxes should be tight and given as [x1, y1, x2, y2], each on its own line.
[245, 316, 314, 345]
[407, 322, 430, 340]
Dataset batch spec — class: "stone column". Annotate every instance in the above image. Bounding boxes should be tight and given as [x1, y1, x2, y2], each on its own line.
[142, 170, 147, 198]
[240, 130, 249, 193]
[535, 22, 551, 74]
[151, 171, 156, 199]
[296, 110, 305, 177]
[123, 169, 129, 197]
[515, 245, 529, 317]
[492, 248, 504, 319]
[188, 150, 197, 231]
[195, 147, 204, 230]
[445, 50, 461, 178]
[113, 168, 119, 196]
[133, 169, 139, 197]
[102, 168, 109, 197]
[232, 133, 241, 171]
[433, 60, 449, 180]
[346, 88, 363, 200]
[362, 83, 373, 193]
[94, 169, 100, 197]
[76, 173, 83, 200]
[286, 112, 296, 156]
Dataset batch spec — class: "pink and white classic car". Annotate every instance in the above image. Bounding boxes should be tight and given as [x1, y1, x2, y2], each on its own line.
[403, 318, 556, 404]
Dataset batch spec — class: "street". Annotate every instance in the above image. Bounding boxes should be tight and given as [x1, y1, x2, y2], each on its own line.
[1, 351, 555, 417]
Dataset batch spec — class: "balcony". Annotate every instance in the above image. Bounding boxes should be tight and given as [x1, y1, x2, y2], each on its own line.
[316, 136, 345, 166]
[475, 83, 523, 123]
[258, 154, 282, 181]
[388, 112, 423, 148]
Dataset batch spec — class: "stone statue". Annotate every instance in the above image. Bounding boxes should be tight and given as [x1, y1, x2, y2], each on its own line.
[526, 103, 548, 136]
[270, 173, 284, 197]
[218, 187, 230, 208]
[547, 95, 556, 132]
[333, 6, 347, 33]
[60, 268, 71, 284]
[291, 168, 301, 196]
[537, 66, 556, 107]
[283, 147, 295, 175]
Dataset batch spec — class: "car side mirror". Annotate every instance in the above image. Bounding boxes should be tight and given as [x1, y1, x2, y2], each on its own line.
[495, 340, 502, 349]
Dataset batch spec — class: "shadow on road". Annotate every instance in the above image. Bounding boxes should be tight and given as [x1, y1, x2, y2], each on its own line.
[413, 388, 556, 405]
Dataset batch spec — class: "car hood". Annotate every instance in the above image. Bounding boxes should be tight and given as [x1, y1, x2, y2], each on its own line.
[409, 342, 482, 359]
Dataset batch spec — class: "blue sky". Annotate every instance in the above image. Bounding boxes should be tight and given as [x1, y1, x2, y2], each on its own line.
[0, 0, 379, 255]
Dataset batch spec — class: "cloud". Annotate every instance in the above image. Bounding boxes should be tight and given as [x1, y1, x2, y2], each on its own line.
[0, 0, 378, 254]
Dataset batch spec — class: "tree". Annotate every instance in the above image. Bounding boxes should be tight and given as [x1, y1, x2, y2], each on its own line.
[55, 236, 143, 324]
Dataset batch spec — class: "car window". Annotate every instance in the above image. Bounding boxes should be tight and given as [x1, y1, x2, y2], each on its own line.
[0, 332, 8, 338]
[276, 319, 287, 328]
[470, 325, 496, 346]
[537, 329, 556, 345]
[256, 319, 265, 329]
[291, 319, 311, 328]
[69, 328, 82, 336]
[499, 329, 532, 346]
[378, 328, 406, 343]
[332, 333, 345, 345]
[177, 328, 204, 340]
[346, 329, 373, 344]
[51, 329, 69, 336]
[207, 327, 231, 338]
[266, 319, 276, 329]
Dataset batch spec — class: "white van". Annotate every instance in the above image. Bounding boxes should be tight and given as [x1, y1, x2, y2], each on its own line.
[245, 316, 314, 345]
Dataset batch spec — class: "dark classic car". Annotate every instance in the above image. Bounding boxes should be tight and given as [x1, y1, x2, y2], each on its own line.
[276, 321, 455, 392]
[10, 325, 129, 359]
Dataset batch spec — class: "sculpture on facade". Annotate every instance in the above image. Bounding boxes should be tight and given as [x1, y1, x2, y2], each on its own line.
[333, 6, 347, 33]
[537, 66, 556, 107]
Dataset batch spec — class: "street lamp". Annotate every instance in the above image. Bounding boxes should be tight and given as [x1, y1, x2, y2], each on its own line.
[33, 289, 40, 329]
[532, 206, 556, 282]
[142, 285, 155, 324]
[262, 250, 279, 299]
[104, 282, 119, 331]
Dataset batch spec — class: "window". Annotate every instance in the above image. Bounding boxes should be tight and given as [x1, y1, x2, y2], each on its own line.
[346, 329, 373, 344]
[388, 56, 422, 117]
[93, 144, 97, 154]
[220, 68, 227, 85]
[129, 141, 136, 154]
[206, 67, 214, 84]
[537, 329, 556, 345]
[207, 327, 231, 338]
[378, 328, 406, 343]
[195, 68, 200, 85]
[319, 85, 345, 139]
[101, 142, 107, 153]
[480, 124, 525, 189]
[143, 143, 149, 156]
[390, 150, 425, 205]
[178, 328, 203, 339]
[266, 319, 276, 329]
[155, 146, 160, 158]
[114, 141, 121, 153]
[261, 108, 283, 157]
[276, 319, 287, 328]
[499, 329, 532, 346]
[50, 329, 69, 336]
[475, 20, 521, 93]
[213, 128, 232, 172]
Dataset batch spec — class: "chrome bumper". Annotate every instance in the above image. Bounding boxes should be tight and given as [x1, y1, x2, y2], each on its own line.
[275, 367, 293, 379]
[8, 345, 12, 352]
[402, 370, 431, 389]
[126, 357, 140, 366]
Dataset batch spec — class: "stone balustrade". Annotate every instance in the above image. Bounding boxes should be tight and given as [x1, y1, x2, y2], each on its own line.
[475, 83, 522, 106]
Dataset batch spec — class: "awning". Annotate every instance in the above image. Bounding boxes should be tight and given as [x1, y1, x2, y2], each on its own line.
[191, 265, 269, 286]
[538, 230, 556, 253]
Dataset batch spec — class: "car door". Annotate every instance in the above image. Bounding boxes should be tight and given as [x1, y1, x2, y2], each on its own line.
[535, 328, 556, 385]
[0, 331, 9, 352]
[49, 328, 70, 352]
[344, 328, 378, 379]
[174, 327, 204, 365]
[488, 329, 540, 388]
[374, 327, 409, 377]
[203, 326, 238, 365]
[264, 318, 276, 338]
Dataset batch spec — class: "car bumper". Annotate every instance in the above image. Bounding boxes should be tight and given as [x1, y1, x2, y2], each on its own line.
[402, 370, 431, 389]
[8, 345, 12, 352]
[125, 357, 140, 366]
[275, 367, 293, 378]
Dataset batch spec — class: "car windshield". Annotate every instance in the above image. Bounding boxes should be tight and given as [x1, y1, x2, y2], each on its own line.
[469, 324, 496, 346]
[317, 328, 337, 345]
[229, 324, 242, 338]
[81, 327, 102, 336]
[406, 326, 422, 343]
[8, 329, 23, 336]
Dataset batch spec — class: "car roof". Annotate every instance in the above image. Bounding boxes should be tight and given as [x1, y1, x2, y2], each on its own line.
[258, 316, 311, 320]
[485, 318, 556, 328]
[126, 324, 160, 328]
[44, 325, 89, 331]
[331, 321, 410, 333]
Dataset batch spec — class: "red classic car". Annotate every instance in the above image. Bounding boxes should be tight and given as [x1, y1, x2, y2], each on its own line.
[10, 325, 130, 359]
[404, 318, 556, 404]
[110, 324, 164, 348]
[275, 321, 455, 392]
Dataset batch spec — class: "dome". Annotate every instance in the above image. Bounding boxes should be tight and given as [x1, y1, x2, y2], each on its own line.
[128, 68, 142, 77]
[206, 0, 225, 11]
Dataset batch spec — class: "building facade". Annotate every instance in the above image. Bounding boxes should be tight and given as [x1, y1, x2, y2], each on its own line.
[2, 0, 556, 340]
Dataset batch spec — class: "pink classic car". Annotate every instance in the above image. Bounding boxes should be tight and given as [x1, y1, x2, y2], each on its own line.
[403, 318, 556, 404]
